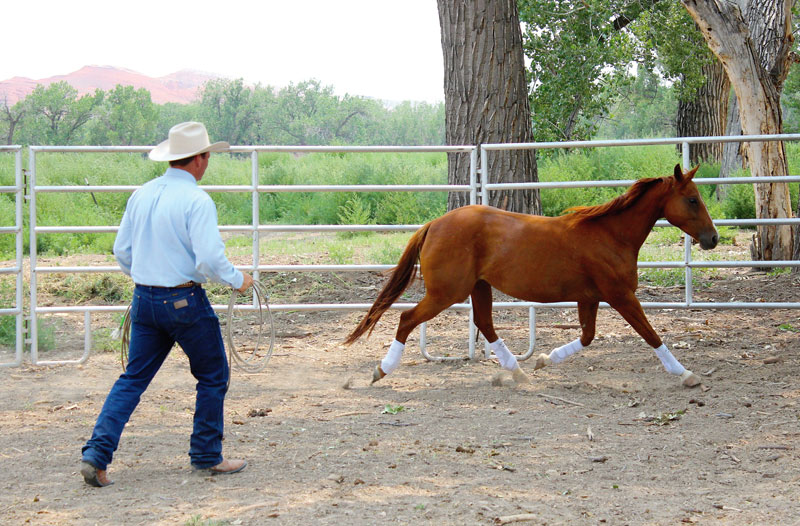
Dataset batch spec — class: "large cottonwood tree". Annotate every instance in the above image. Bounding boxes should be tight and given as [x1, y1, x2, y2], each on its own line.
[88, 85, 159, 146]
[19, 82, 104, 145]
[438, 0, 540, 214]
[522, 0, 729, 163]
[682, 0, 796, 261]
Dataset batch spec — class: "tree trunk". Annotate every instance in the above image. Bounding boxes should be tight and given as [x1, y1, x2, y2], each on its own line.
[438, 0, 540, 214]
[1, 98, 24, 145]
[682, 0, 795, 262]
[676, 60, 730, 166]
[718, 92, 744, 200]
[795, 199, 800, 263]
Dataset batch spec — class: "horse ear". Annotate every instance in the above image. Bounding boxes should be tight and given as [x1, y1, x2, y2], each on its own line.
[672, 164, 683, 183]
[673, 164, 683, 181]
[673, 164, 699, 183]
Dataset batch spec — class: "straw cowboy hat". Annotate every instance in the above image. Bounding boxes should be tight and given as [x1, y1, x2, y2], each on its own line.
[149, 122, 230, 161]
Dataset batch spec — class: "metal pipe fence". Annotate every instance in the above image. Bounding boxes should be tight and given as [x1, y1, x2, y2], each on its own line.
[7, 135, 800, 367]
[26, 145, 477, 365]
[0, 146, 24, 368]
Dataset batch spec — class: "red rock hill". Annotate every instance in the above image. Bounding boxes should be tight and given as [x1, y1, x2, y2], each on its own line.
[0, 65, 218, 105]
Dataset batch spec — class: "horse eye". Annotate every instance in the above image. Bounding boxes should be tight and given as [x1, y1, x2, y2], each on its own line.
[688, 197, 698, 205]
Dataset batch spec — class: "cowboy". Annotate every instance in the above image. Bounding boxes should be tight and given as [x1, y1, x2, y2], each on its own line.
[80, 122, 253, 487]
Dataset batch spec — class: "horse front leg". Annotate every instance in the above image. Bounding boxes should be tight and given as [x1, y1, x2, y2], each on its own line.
[609, 293, 700, 388]
[535, 301, 598, 370]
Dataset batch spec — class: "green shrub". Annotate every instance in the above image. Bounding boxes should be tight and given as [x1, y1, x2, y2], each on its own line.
[536, 145, 683, 216]
[722, 179, 756, 221]
[8, 318, 57, 352]
[0, 315, 16, 347]
[0, 197, 18, 257]
[337, 195, 374, 232]
[257, 152, 446, 225]
[0, 153, 17, 187]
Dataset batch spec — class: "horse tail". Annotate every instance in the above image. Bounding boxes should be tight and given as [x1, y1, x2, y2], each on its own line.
[344, 222, 431, 345]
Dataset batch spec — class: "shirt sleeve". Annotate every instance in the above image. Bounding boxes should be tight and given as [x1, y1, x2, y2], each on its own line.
[187, 195, 244, 289]
[113, 202, 133, 277]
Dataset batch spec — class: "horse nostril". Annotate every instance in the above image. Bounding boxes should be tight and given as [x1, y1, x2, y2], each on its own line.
[712, 233, 719, 245]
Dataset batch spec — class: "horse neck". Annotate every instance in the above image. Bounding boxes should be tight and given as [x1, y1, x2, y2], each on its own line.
[594, 184, 666, 251]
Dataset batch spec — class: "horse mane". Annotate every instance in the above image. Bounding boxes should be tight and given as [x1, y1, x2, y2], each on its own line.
[564, 176, 667, 219]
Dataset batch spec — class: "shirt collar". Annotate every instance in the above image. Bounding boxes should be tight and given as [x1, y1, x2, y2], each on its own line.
[164, 167, 198, 184]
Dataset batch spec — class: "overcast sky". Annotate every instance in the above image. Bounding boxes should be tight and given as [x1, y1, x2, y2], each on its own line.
[2, 0, 445, 102]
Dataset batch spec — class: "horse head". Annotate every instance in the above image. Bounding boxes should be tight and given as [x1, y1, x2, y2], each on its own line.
[663, 164, 718, 250]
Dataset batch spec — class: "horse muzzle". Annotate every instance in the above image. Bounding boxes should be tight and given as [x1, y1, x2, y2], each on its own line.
[697, 230, 719, 250]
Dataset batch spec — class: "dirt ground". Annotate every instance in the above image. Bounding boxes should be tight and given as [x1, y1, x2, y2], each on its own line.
[1, 262, 799, 525]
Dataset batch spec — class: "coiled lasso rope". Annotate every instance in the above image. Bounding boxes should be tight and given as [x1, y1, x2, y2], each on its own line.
[224, 281, 275, 378]
[118, 282, 275, 384]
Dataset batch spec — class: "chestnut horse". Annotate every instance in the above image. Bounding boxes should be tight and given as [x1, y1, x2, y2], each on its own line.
[345, 165, 718, 388]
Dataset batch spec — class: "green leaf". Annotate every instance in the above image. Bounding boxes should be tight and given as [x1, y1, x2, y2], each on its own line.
[382, 404, 405, 415]
[654, 409, 685, 425]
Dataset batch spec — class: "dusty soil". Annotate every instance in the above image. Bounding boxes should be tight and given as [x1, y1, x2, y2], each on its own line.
[1, 258, 799, 525]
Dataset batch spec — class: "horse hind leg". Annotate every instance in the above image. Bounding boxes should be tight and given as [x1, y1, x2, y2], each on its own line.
[372, 295, 453, 384]
[470, 280, 498, 343]
[471, 280, 529, 384]
[536, 301, 598, 370]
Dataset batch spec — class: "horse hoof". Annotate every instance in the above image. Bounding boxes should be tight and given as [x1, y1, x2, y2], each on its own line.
[491, 372, 505, 386]
[371, 365, 386, 384]
[680, 370, 701, 388]
[511, 367, 530, 384]
[534, 354, 551, 370]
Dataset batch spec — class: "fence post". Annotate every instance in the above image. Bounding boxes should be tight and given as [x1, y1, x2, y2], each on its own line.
[682, 142, 693, 305]
[251, 150, 260, 309]
[28, 148, 40, 364]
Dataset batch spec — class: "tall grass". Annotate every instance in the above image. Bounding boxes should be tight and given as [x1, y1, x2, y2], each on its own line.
[23, 151, 447, 258]
[534, 146, 741, 216]
[536, 146, 683, 215]
[0, 152, 20, 257]
[256, 152, 447, 225]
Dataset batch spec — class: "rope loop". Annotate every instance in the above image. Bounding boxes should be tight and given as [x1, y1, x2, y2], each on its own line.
[225, 281, 275, 376]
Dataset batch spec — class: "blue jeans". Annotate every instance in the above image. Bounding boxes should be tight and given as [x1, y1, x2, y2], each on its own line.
[82, 284, 229, 470]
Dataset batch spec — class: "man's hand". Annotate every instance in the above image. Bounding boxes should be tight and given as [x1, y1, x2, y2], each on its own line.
[237, 272, 254, 293]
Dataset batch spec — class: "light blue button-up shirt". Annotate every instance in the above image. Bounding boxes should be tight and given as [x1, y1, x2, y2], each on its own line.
[113, 167, 244, 289]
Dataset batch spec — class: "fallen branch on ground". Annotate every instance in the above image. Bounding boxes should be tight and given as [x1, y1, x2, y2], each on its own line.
[536, 393, 585, 407]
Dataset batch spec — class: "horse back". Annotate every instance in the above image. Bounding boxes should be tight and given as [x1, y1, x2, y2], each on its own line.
[420, 205, 638, 303]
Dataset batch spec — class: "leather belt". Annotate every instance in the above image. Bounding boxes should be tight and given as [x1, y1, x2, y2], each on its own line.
[136, 281, 199, 289]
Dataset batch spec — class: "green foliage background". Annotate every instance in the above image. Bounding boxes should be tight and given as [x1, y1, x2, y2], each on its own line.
[1, 78, 446, 148]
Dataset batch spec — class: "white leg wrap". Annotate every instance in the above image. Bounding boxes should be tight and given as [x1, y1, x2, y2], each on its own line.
[380, 340, 405, 375]
[489, 338, 519, 371]
[548, 338, 584, 364]
[654, 344, 687, 376]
